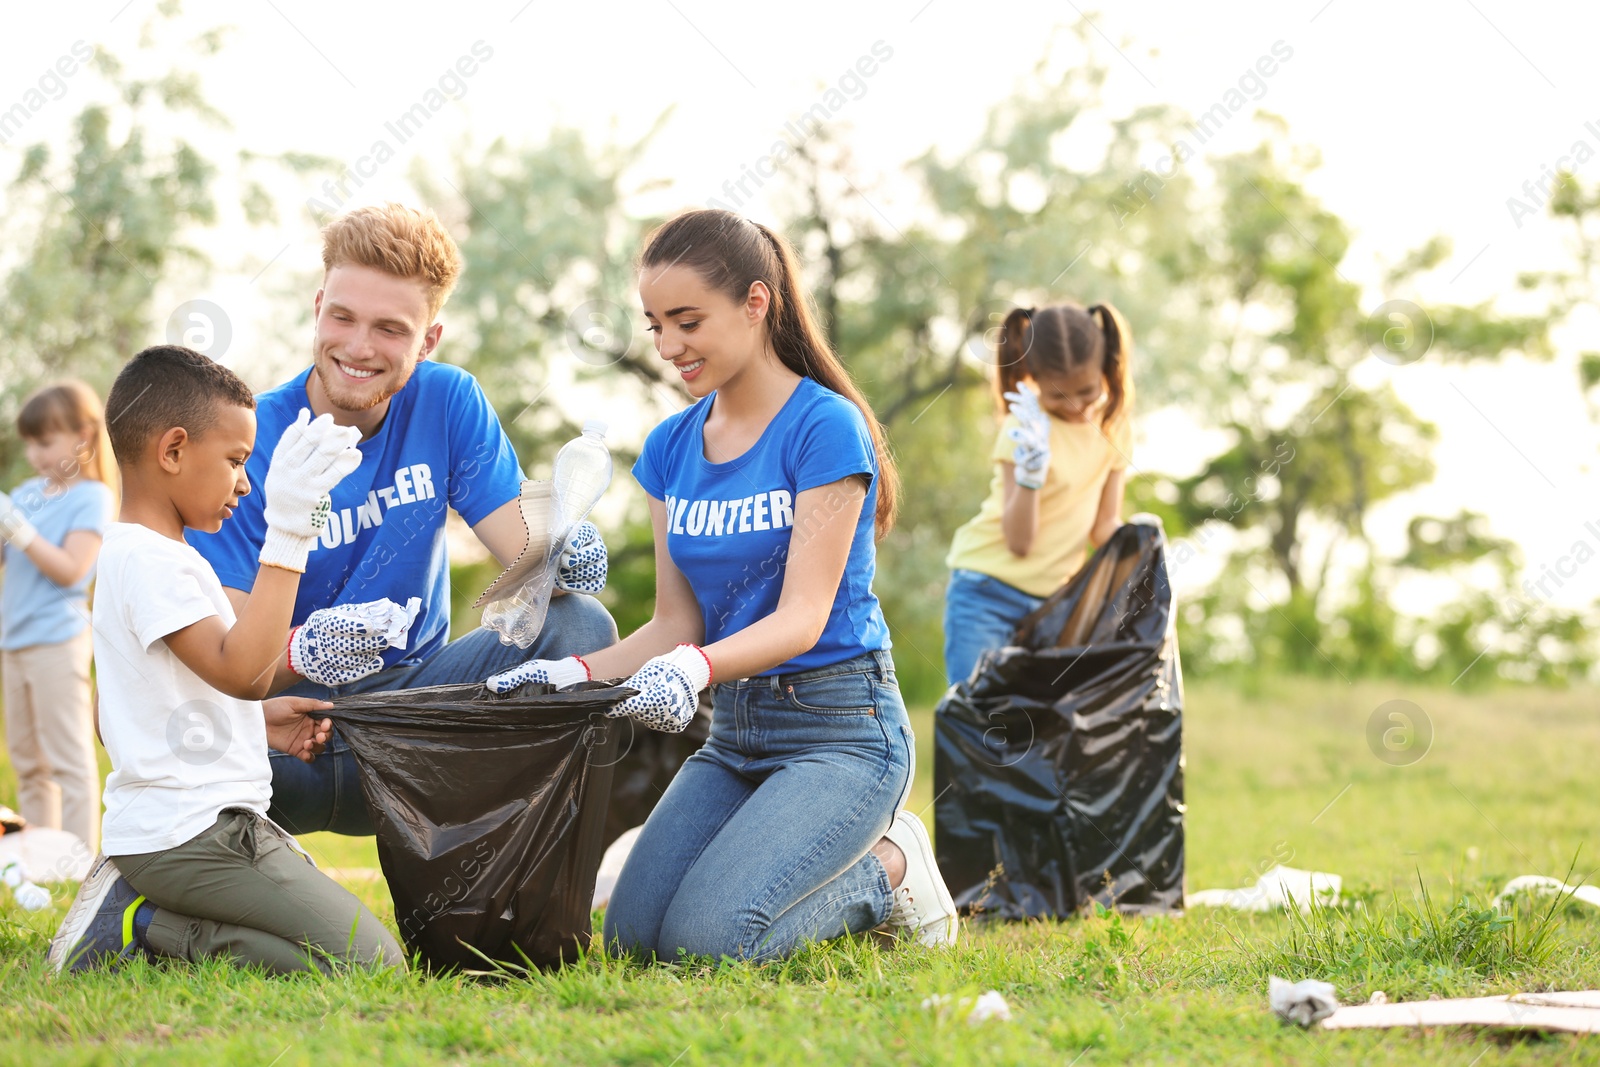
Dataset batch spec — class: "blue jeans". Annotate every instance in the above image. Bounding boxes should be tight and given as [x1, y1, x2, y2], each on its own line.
[267, 592, 618, 836]
[602, 650, 913, 962]
[942, 568, 1046, 687]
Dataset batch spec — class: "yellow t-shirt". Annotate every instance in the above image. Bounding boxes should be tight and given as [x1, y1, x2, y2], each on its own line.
[945, 411, 1131, 597]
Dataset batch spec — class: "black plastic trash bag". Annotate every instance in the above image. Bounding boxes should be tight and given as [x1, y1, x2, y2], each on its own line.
[600, 693, 712, 848]
[329, 681, 633, 971]
[934, 522, 1184, 918]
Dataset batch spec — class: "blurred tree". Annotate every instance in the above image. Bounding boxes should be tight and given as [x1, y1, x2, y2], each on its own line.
[1134, 136, 1554, 680]
[0, 3, 312, 479]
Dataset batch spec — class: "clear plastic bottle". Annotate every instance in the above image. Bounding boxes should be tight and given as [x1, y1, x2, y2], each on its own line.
[482, 421, 613, 648]
[551, 419, 613, 546]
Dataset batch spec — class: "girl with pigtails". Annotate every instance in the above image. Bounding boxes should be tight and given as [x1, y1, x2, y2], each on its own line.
[485, 208, 958, 960]
[943, 304, 1135, 686]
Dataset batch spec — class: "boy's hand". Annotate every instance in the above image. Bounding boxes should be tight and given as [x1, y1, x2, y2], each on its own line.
[259, 409, 364, 573]
[264, 696, 334, 763]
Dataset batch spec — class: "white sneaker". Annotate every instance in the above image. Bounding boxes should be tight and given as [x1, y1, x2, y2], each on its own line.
[882, 810, 959, 947]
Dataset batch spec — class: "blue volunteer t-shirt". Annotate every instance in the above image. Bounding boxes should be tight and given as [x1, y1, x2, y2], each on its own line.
[633, 376, 890, 676]
[0, 478, 116, 651]
[187, 361, 524, 669]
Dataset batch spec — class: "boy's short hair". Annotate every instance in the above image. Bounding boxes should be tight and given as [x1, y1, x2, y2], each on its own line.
[321, 202, 463, 320]
[106, 346, 256, 466]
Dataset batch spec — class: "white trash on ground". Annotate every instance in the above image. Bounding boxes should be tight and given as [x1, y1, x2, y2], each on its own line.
[591, 824, 643, 910]
[0, 827, 92, 883]
[1188, 865, 1341, 912]
[1493, 875, 1600, 911]
[1, 860, 50, 910]
[1269, 976, 1339, 1027]
[922, 991, 1014, 1024]
[1320, 991, 1600, 1033]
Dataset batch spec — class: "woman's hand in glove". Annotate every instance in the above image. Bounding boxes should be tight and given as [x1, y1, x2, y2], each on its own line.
[484, 655, 591, 694]
[609, 645, 712, 733]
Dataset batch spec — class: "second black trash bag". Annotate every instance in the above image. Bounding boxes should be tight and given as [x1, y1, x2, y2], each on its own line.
[934, 522, 1184, 919]
[329, 681, 633, 972]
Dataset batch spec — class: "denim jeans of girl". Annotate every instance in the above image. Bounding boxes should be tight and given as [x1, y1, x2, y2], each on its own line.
[942, 568, 1046, 687]
[603, 650, 913, 962]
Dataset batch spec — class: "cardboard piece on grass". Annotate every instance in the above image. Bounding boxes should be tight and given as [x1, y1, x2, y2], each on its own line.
[1188, 865, 1342, 912]
[1320, 992, 1600, 1033]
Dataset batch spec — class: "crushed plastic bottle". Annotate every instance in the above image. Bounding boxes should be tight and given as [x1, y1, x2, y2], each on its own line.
[481, 421, 613, 648]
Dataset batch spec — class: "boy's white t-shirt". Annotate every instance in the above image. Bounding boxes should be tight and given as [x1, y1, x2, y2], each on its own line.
[93, 522, 272, 855]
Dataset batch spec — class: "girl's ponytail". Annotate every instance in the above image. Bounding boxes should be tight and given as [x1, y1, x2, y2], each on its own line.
[1086, 303, 1134, 431]
[992, 307, 1034, 417]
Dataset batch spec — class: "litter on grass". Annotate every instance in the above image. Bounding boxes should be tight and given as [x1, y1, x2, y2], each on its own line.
[922, 991, 1014, 1024]
[1269, 976, 1339, 1027]
[1319, 991, 1600, 1033]
[591, 825, 642, 910]
[0, 826, 92, 883]
[1494, 875, 1600, 911]
[1188, 865, 1342, 913]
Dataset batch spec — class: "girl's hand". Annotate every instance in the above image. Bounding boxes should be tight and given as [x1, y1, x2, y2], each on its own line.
[1003, 384, 1051, 490]
[609, 644, 711, 733]
[0, 490, 38, 550]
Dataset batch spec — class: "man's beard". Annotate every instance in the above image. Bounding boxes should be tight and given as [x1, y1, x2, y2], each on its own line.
[312, 345, 415, 412]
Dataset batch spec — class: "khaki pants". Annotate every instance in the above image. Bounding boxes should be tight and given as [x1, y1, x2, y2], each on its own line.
[2, 629, 99, 851]
[112, 809, 404, 975]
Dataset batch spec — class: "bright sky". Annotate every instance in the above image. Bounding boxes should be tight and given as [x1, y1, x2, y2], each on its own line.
[4, 0, 1599, 612]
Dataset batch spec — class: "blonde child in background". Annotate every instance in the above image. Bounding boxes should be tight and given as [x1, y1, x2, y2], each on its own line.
[0, 381, 119, 852]
[943, 304, 1135, 686]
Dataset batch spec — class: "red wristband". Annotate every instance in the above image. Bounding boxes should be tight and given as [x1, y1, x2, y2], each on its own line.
[573, 654, 593, 681]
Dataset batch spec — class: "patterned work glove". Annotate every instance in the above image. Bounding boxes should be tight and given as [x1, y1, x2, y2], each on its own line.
[259, 409, 364, 572]
[484, 655, 591, 694]
[1003, 383, 1051, 490]
[288, 597, 422, 687]
[0, 490, 37, 551]
[610, 645, 712, 733]
[554, 521, 608, 595]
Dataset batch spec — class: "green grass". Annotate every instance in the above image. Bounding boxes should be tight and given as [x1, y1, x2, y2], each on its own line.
[2, 676, 1598, 1065]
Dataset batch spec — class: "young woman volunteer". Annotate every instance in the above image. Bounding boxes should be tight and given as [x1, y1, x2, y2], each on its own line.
[943, 304, 1134, 686]
[487, 208, 957, 960]
[0, 381, 119, 852]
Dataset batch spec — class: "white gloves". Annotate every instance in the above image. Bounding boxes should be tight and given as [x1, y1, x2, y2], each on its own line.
[0, 490, 38, 551]
[259, 409, 363, 572]
[484, 655, 592, 694]
[611, 645, 711, 733]
[1003, 383, 1051, 490]
[288, 597, 422, 687]
[554, 521, 608, 594]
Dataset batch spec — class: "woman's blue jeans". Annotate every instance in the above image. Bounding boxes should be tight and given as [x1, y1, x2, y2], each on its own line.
[603, 650, 913, 962]
[942, 568, 1046, 687]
